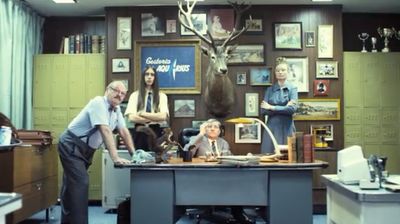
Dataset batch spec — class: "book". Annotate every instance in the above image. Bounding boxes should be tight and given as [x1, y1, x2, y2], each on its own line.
[303, 134, 314, 163]
[295, 132, 304, 162]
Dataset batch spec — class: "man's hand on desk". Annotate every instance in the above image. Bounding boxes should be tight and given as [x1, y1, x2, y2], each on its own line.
[113, 157, 132, 165]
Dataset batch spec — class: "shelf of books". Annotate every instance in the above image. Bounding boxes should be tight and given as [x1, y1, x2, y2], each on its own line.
[60, 34, 106, 54]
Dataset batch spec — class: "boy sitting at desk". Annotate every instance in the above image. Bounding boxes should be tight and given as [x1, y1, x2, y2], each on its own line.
[183, 118, 254, 224]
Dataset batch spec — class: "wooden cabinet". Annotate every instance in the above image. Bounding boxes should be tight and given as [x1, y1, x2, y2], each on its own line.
[33, 54, 106, 200]
[312, 148, 338, 213]
[0, 145, 58, 224]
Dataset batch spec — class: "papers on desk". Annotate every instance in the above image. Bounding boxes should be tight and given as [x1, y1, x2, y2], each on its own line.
[383, 175, 400, 192]
[218, 155, 260, 165]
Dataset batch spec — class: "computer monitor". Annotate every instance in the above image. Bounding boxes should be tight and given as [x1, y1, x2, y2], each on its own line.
[337, 145, 371, 184]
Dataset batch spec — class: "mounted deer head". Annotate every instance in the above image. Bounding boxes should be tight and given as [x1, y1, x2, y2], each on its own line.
[178, 0, 251, 118]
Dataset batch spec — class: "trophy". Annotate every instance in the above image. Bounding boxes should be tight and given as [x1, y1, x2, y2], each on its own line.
[393, 27, 400, 40]
[371, 37, 378, 52]
[357, 33, 369, 52]
[377, 27, 394, 52]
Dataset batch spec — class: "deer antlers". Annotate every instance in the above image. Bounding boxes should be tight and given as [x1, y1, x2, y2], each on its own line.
[178, 0, 252, 48]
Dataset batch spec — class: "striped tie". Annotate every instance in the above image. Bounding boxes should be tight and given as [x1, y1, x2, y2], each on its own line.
[146, 92, 152, 112]
[211, 141, 216, 154]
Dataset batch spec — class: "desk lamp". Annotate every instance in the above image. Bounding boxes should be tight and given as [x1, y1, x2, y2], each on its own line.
[225, 117, 283, 159]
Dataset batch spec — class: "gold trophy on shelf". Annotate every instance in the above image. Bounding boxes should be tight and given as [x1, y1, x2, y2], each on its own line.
[393, 27, 400, 41]
[377, 27, 394, 52]
[371, 37, 378, 52]
[358, 33, 369, 53]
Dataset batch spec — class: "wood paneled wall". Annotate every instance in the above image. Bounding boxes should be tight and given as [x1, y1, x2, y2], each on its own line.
[42, 4, 344, 154]
[343, 13, 400, 52]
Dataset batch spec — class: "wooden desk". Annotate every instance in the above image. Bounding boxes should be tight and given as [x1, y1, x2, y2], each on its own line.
[322, 174, 400, 224]
[118, 159, 327, 224]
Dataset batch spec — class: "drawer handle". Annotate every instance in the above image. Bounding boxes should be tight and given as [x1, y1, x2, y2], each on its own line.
[36, 183, 42, 191]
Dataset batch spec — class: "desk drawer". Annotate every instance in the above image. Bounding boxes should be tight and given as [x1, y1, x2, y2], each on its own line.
[175, 170, 268, 206]
[13, 145, 57, 186]
[11, 175, 58, 223]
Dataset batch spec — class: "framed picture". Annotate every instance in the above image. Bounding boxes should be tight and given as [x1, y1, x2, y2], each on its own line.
[313, 80, 330, 96]
[245, 93, 259, 117]
[112, 58, 130, 73]
[192, 120, 206, 129]
[304, 31, 315, 47]
[310, 124, 334, 141]
[235, 123, 261, 143]
[174, 99, 195, 117]
[180, 13, 207, 36]
[112, 79, 129, 90]
[318, 25, 334, 58]
[246, 18, 263, 33]
[294, 98, 340, 121]
[166, 19, 177, 33]
[316, 61, 338, 78]
[208, 9, 234, 38]
[141, 13, 165, 37]
[285, 56, 309, 92]
[250, 67, 272, 86]
[236, 72, 246, 85]
[273, 22, 302, 50]
[134, 39, 201, 94]
[228, 44, 265, 65]
[117, 17, 132, 50]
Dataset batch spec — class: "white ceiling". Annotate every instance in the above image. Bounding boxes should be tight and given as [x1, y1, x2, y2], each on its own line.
[23, 0, 400, 17]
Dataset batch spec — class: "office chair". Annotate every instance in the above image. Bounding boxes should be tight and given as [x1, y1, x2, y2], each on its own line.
[178, 127, 252, 224]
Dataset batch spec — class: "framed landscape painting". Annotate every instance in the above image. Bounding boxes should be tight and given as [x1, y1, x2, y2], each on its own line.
[273, 22, 302, 50]
[294, 98, 340, 121]
[235, 123, 261, 143]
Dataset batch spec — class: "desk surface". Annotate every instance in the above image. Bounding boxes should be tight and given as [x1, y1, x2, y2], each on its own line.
[322, 174, 400, 202]
[116, 158, 328, 170]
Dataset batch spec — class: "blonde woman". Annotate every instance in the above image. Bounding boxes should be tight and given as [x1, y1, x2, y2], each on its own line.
[260, 57, 298, 154]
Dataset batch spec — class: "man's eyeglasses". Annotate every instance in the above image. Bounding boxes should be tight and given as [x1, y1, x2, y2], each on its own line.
[109, 87, 127, 97]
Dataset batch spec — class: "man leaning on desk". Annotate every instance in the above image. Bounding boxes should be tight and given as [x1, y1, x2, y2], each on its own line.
[183, 119, 254, 224]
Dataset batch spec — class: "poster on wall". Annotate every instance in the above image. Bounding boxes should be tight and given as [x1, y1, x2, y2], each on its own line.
[134, 40, 201, 94]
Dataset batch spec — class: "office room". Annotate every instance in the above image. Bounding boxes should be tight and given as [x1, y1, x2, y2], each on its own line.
[1, 0, 400, 223]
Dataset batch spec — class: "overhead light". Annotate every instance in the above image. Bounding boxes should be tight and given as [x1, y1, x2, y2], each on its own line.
[312, 0, 332, 2]
[52, 0, 77, 4]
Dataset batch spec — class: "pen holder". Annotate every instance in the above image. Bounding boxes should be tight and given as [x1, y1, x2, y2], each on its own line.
[182, 150, 192, 162]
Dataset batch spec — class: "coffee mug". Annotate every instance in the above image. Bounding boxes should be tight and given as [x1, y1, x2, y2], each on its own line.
[182, 150, 192, 162]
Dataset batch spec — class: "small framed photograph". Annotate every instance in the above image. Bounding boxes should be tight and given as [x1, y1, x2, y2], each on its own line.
[112, 79, 129, 90]
[245, 93, 259, 117]
[318, 25, 334, 58]
[250, 67, 272, 86]
[285, 56, 309, 92]
[313, 80, 330, 96]
[192, 120, 206, 129]
[310, 124, 334, 141]
[141, 13, 165, 37]
[304, 31, 315, 47]
[246, 19, 263, 33]
[181, 13, 207, 36]
[235, 123, 261, 143]
[236, 72, 247, 85]
[112, 58, 130, 73]
[117, 17, 132, 50]
[174, 99, 195, 117]
[294, 98, 340, 121]
[316, 61, 338, 78]
[228, 44, 265, 65]
[208, 9, 234, 38]
[166, 19, 177, 33]
[273, 22, 302, 50]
